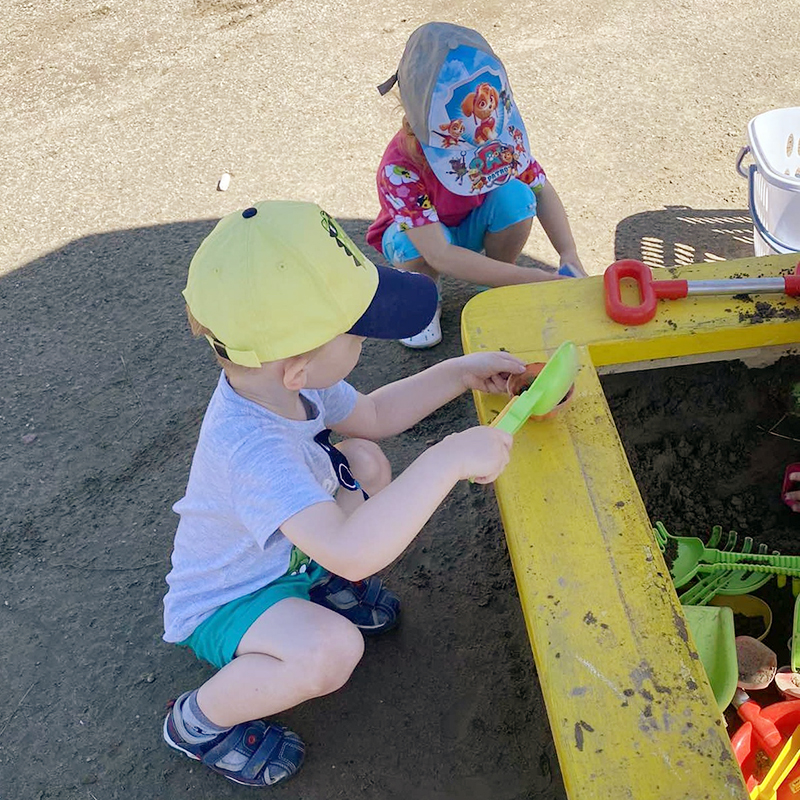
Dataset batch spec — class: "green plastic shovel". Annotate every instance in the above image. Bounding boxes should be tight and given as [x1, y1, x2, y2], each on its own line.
[491, 340, 579, 435]
[683, 604, 738, 711]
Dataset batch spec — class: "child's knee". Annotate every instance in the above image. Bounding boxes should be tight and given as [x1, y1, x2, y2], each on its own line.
[382, 224, 422, 266]
[497, 177, 536, 208]
[337, 439, 391, 493]
[382, 222, 452, 269]
[304, 621, 364, 695]
[396, 255, 429, 273]
[485, 179, 537, 231]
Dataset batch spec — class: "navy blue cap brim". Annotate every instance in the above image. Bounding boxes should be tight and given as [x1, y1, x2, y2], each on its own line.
[348, 265, 439, 340]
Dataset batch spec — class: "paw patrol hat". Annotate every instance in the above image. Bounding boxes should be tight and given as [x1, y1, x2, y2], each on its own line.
[378, 22, 535, 197]
[184, 201, 438, 366]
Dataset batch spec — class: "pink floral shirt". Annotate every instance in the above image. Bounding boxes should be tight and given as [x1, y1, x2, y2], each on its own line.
[366, 130, 546, 253]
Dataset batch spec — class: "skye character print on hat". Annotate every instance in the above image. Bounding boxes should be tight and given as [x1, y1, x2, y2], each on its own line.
[419, 46, 533, 197]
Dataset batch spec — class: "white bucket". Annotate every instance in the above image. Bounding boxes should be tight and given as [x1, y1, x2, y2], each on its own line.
[736, 107, 800, 256]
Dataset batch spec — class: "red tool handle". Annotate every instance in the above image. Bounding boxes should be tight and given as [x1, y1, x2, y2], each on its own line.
[783, 462, 800, 509]
[737, 698, 783, 750]
[604, 260, 688, 325]
[785, 263, 800, 296]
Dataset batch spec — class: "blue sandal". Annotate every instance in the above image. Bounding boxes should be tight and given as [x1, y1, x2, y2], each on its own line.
[309, 574, 400, 635]
[163, 692, 304, 786]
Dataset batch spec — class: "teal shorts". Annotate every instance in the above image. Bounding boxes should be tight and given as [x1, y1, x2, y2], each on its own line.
[179, 561, 329, 670]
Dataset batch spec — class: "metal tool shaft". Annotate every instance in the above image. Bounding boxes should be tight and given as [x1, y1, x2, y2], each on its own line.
[687, 278, 786, 295]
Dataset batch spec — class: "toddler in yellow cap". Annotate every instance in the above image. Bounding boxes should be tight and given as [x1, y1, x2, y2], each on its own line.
[161, 200, 525, 787]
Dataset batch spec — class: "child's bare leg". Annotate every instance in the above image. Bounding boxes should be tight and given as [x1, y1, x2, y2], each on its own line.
[196, 597, 364, 727]
[483, 217, 533, 263]
[320, 438, 400, 633]
[393, 254, 439, 283]
[335, 438, 391, 514]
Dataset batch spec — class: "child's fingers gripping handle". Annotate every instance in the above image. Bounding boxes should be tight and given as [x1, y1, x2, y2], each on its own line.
[471, 441, 512, 484]
[467, 427, 513, 484]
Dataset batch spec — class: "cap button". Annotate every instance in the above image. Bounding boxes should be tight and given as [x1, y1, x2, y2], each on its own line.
[242, 207, 257, 219]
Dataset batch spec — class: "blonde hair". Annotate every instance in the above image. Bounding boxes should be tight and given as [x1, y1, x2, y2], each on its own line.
[185, 305, 324, 370]
[185, 305, 240, 369]
[399, 115, 429, 171]
[385, 83, 429, 171]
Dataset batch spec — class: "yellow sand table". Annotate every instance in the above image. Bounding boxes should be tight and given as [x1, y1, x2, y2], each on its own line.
[461, 254, 800, 800]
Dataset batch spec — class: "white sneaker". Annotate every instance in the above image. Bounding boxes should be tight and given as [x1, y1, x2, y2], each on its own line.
[399, 306, 442, 349]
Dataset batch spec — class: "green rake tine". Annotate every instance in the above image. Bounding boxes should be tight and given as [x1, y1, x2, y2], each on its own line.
[722, 529, 738, 551]
[679, 572, 731, 606]
[706, 525, 723, 549]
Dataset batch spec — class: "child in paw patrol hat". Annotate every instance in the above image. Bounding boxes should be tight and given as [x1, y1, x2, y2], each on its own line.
[367, 22, 586, 349]
[163, 199, 526, 788]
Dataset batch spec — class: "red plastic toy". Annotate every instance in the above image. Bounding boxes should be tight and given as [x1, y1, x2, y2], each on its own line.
[603, 259, 800, 326]
[731, 699, 800, 796]
[783, 463, 800, 510]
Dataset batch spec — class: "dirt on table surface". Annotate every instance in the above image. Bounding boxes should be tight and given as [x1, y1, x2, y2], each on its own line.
[2, 1, 800, 799]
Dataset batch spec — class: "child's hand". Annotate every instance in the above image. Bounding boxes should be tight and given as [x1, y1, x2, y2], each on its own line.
[559, 254, 587, 277]
[457, 351, 526, 394]
[439, 425, 513, 484]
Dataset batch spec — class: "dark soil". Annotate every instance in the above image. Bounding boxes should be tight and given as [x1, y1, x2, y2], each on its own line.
[603, 355, 800, 671]
[2, 224, 795, 799]
[733, 613, 769, 641]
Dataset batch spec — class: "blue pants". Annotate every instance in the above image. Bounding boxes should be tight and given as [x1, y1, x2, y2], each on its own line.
[382, 179, 537, 266]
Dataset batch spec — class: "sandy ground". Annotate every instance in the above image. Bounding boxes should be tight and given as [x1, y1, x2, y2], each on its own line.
[1, 1, 799, 798]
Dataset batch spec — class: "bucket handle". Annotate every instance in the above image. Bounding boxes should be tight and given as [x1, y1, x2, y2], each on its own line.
[747, 164, 799, 254]
[736, 146, 751, 179]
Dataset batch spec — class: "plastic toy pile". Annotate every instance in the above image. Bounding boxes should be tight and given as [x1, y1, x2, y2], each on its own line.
[655, 483, 800, 798]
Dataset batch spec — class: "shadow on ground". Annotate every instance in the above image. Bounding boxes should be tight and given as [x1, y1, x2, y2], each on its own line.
[0, 218, 562, 800]
[615, 206, 757, 266]
[3, 204, 766, 797]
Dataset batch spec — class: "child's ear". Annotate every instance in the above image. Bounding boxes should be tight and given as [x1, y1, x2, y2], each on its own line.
[282, 355, 310, 391]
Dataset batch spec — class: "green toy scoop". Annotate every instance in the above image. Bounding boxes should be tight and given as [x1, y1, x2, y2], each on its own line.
[491, 341, 579, 434]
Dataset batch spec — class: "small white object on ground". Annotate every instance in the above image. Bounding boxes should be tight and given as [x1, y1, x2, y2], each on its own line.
[217, 173, 231, 192]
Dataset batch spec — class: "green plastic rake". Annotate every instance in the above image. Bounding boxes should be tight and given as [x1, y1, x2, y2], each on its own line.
[654, 522, 777, 602]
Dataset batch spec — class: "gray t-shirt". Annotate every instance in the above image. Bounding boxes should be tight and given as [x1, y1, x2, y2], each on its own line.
[163, 372, 357, 643]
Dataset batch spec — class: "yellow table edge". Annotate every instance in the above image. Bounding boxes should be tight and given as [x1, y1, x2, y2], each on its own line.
[460, 254, 800, 800]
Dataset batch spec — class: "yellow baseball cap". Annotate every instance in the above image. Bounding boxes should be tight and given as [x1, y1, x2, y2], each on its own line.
[183, 201, 438, 366]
